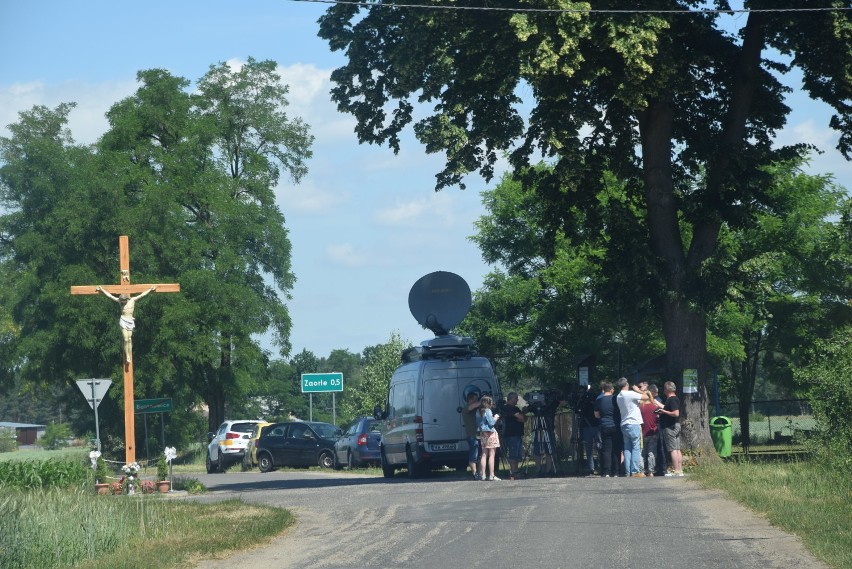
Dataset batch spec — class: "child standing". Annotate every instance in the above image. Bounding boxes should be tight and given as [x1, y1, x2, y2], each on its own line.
[477, 396, 501, 481]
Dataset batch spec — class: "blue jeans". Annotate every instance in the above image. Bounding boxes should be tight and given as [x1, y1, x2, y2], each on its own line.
[467, 436, 481, 464]
[505, 436, 523, 462]
[620, 424, 642, 475]
[581, 426, 599, 472]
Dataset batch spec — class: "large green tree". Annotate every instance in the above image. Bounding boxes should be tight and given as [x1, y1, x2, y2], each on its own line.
[318, 2, 852, 451]
[460, 167, 663, 386]
[708, 162, 851, 445]
[0, 59, 313, 437]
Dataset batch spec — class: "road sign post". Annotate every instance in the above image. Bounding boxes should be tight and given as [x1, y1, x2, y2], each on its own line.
[134, 398, 172, 463]
[301, 373, 344, 424]
[76, 379, 112, 452]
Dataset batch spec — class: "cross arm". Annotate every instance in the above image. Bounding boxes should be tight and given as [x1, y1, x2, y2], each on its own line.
[70, 284, 181, 295]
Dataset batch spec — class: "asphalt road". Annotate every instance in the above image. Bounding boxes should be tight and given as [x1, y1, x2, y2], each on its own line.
[184, 469, 827, 569]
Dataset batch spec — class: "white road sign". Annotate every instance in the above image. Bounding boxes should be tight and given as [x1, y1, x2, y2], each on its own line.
[76, 379, 112, 409]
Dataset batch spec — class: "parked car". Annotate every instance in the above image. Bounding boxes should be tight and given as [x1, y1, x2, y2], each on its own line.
[241, 422, 272, 470]
[206, 419, 265, 473]
[333, 417, 383, 469]
[255, 422, 341, 472]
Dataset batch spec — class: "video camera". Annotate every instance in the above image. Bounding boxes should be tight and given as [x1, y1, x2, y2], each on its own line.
[522, 389, 565, 414]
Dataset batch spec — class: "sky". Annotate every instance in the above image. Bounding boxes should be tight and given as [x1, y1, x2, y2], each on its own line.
[1, 1, 851, 361]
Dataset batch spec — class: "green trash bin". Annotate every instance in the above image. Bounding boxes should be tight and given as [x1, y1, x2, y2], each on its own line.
[709, 416, 732, 457]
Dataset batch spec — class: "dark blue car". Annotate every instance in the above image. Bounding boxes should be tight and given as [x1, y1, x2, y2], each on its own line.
[333, 417, 383, 469]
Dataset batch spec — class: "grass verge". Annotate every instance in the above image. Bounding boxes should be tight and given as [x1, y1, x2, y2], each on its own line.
[0, 488, 294, 569]
[691, 459, 852, 569]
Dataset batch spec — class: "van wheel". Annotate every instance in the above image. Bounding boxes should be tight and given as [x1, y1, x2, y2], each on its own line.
[205, 453, 215, 474]
[381, 449, 395, 478]
[333, 451, 342, 471]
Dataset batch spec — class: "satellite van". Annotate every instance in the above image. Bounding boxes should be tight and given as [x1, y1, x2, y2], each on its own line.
[375, 271, 501, 478]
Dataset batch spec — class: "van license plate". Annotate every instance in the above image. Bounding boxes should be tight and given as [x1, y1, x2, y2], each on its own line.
[431, 443, 456, 451]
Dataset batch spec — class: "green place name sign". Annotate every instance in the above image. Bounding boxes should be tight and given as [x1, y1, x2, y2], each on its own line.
[301, 372, 344, 393]
[134, 398, 173, 414]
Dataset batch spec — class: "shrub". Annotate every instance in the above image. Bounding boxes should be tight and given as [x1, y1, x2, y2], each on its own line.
[94, 456, 110, 485]
[157, 454, 168, 481]
[39, 423, 73, 450]
[0, 428, 17, 453]
[795, 326, 852, 469]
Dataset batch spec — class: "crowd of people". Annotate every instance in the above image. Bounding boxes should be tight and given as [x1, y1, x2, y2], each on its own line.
[464, 378, 684, 480]
[587, 378, 684, 477]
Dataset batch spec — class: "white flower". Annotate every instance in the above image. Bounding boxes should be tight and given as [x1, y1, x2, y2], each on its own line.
[89, 450, 101, 469]
[121, 461, 141, 475]
[164, 447, 177, 462]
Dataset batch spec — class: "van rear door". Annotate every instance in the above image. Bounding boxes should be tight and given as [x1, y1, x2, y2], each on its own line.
[421, 360, 497, 446]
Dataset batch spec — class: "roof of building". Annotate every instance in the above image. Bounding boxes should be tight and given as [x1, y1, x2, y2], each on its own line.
[0, 422, 47, 429]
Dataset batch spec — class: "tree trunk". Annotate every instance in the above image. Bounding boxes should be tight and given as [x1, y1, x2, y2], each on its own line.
[639, 100, 716, 460]
[661, 297, 716, 456]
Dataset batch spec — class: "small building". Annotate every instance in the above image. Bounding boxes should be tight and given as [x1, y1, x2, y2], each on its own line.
[0, 422, 46, 445]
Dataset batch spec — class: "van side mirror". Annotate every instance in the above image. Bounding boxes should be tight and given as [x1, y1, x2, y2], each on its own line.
[373, 404, 387, 420]
[206, 432, 214, 442]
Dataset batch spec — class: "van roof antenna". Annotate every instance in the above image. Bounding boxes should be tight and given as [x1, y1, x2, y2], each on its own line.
[408, 271, 471, 337]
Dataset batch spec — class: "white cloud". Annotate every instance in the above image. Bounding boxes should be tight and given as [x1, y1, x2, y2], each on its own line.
[279, 179, 349, 214]
[325, 243, 369, 268]
[0, 79, 137, 144]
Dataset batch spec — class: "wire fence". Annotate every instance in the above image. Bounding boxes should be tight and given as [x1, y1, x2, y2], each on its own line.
[715, 399, 816, 445]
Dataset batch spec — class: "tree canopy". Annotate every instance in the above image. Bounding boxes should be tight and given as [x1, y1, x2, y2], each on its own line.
[0, 58, 314, 439]
[318, 2, 852, 451]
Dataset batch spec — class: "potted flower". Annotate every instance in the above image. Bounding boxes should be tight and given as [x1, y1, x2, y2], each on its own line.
[121, 461, 141, 495]
[90, 450, 110, 495]
[156, 453, 170, 493]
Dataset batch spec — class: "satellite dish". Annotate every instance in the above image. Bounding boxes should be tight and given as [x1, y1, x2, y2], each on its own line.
[408, 271, 472, 336]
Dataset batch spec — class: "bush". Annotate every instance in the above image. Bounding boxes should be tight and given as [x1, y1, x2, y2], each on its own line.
[157, 454, 168, 481]
[94, 456, 110, 484]
[795, 327, 852, 469]
[38, 423, 73, 450]
[0, 428, 17, 453]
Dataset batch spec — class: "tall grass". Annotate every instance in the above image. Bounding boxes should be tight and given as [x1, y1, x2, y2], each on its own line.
[0, 488, 293, 569]
[692, 459, 852, 569]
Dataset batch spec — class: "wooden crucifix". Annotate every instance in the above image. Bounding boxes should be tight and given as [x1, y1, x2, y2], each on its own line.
[70, 236, 180, 463]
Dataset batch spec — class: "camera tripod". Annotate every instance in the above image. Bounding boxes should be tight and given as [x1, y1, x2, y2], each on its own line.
[522, 412, 559, 477]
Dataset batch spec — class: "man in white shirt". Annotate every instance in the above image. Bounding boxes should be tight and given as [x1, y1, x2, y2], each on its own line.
[616, 377, 645, 477]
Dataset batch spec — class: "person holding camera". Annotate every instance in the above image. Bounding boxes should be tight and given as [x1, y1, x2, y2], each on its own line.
[501, 392, 526, 480]
[477, 395, 501, 481]
[462, 390, 482, 480]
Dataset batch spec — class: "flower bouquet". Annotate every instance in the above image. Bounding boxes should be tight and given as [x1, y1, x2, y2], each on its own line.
[121, 461, 141, 494]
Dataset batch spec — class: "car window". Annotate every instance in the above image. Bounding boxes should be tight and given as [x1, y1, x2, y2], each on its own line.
[346, 424, 358, 436]
[289, 424, 307, 439]
[217, 424, 228, 436]
[367, 420, 382, 433]
[231, 422, 259, 434]
[269, 426, 286, 437]
[310, 423, 338, 439]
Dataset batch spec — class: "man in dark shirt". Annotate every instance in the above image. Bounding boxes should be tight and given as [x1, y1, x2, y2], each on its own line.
[577, 386, 600, 476]
[593, 381, 618, 477]
[501, 392, 526, 480]
[658, 381, 683, 476]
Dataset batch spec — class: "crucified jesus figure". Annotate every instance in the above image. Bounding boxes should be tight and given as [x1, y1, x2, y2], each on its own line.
[96, 286, 156, 363]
